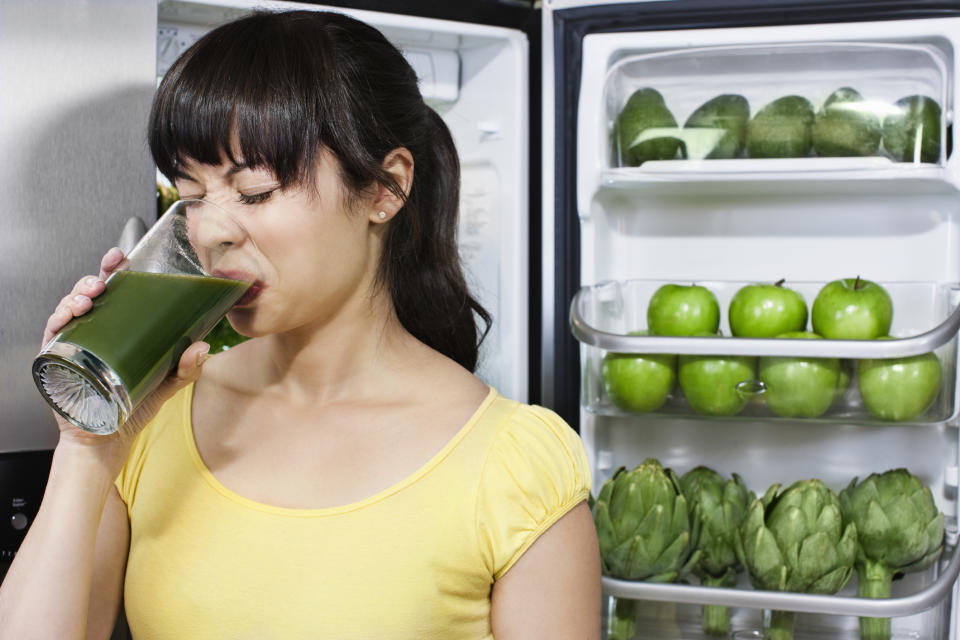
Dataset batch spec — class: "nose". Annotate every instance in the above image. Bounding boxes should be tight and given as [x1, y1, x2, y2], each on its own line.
[184, 199, 246, 250]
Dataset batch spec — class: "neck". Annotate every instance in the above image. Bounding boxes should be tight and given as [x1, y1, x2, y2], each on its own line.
[252, 290, 425, 407]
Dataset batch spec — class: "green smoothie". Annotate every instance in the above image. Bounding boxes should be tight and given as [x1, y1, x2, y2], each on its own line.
[55, 270, 249, 404]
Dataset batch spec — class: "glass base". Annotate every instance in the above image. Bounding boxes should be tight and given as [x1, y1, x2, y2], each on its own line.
[32, 342, 130, 435]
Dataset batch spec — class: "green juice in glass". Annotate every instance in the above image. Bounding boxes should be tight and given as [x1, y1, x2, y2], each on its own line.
[48, 269, 249, 415]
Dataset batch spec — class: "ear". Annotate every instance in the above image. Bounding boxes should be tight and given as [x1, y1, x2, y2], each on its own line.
[369, 147, 414, 224]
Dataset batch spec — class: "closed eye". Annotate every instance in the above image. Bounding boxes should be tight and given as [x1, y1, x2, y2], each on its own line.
[238, 190, 274, 205]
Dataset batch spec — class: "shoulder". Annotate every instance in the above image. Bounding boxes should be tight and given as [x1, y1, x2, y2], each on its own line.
[474, 395, 592, 578]
[480, 398, 590, 485]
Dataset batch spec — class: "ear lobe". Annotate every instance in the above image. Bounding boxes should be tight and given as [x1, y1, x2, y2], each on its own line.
[372, 147, 414, 221]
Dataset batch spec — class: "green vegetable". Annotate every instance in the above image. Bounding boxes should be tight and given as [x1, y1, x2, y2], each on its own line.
[882, 95, 941, 163]
[812, 87, 882, 157]
[157, 181, 179, 218]
[684, 94, 750, 159]
[592, 459, 701, 640]
[746, 95, 815, 158]
[614, 88, 682, 166]
[735, 479, 857, 640]
[680, 467, 754, 636]
[204, 317, 249, 353]
[839, 469, 945, 640]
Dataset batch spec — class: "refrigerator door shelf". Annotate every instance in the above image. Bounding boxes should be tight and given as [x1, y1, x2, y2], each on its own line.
[603, 542, 959, 616]
[572, 279, 959, 425]
[600, 41, 949, 172]
[599, 157, 948, 189]
[600, 542, 959, 629]
[572, 279, 960, 358]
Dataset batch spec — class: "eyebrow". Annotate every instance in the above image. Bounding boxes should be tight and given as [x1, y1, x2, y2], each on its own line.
[225, 163, 251, 177]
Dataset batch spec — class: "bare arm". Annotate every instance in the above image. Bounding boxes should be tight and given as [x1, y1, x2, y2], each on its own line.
[87, 487, 131, 640]
[490, 501, 602, 639]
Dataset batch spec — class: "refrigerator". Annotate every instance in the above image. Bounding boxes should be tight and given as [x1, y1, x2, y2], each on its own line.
[544, 0, 960, 638]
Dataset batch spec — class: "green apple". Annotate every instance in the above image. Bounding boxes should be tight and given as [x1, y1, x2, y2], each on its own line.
[728, 279, 808, 337]
[648, 284, 720, 336]
[678, 336, 757, 416]
[858, 338, 942, 421]
[602, 332, 677, 413]
[758, 331, 841, 418]
[811, 277, 893, 340]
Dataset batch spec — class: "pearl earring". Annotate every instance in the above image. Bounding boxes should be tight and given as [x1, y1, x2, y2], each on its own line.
[378, 211, 387, 220]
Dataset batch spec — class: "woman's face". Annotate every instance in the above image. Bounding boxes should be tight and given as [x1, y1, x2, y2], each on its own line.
[174, 150, 382, 338]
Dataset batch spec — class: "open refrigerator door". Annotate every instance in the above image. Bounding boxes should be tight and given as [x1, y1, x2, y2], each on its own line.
[156, 0, 531, 402]
[546, 1, 960, 638]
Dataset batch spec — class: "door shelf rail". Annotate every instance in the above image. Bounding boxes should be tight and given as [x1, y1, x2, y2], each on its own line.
[601, 544, 960, 618]
[570, 281, 960, 360]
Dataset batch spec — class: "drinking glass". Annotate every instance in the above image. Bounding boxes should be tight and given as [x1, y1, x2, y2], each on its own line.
[32, 200, 258, 434]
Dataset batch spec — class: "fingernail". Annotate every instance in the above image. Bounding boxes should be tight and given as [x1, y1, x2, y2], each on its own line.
[196, 347, 212, 366]
[85, 277, 99, 287]
[73, 295, 87, 303]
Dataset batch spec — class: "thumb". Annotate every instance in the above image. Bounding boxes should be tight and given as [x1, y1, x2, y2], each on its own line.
[156, 342, 211, 399]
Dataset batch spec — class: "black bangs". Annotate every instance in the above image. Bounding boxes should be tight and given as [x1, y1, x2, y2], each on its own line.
[150, 12, 325, 187]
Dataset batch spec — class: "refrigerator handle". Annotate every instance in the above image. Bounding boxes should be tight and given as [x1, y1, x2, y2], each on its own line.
[116, 217, 148, 256]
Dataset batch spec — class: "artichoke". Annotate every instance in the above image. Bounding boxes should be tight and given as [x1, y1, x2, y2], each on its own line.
[735, 479, 857, 640]
[593, 459, 701, 640]
[680, 467, 754, 635]
[839, 469, 945, 640]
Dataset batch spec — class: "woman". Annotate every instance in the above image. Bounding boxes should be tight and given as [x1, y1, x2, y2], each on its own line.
[0, 10, 601, 639]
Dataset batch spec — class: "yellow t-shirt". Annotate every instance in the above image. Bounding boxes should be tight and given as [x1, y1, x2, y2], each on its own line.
[115, 384, 591, 640]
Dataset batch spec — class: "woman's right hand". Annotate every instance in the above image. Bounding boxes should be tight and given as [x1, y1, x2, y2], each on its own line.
[43, 247, 212, 475]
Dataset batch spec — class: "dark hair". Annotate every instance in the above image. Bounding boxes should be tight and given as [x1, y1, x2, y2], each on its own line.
[149, 10, 491, 371]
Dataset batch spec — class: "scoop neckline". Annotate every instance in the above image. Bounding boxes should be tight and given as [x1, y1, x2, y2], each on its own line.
[181, 382, 498, 517]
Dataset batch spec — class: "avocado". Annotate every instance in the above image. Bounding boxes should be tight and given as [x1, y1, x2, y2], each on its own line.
[614, 88, 682, 166]
[812, 87, 882, 157]
[683, 94, 750, 159]
[882, 95, 942, 164]
[745, 95, 815, 158]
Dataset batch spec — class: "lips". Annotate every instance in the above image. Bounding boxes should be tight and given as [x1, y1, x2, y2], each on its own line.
[233, 282, 263, 307]
[212, 269, 264, 307]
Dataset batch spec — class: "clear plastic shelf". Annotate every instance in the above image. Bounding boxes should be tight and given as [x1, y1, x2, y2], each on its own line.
[601, 543, 960, 619]
[571, 279, 960, 424]
[601, 42, 950, 178]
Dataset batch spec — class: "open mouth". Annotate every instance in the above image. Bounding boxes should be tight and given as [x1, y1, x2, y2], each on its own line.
[233, 282, 263, 307]
[212, 269, 264, 307]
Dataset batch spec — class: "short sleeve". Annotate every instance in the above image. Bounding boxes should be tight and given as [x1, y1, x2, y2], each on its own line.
[475, 403, 591, 579]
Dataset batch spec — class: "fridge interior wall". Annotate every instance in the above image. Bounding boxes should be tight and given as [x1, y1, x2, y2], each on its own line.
[575, 15, 960, 640]
[157, 0, 530, 401]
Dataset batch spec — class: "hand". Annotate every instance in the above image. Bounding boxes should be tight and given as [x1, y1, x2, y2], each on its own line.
[43, 248, 211, 475]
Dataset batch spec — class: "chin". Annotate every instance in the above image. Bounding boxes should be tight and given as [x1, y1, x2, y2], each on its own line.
[227, 310, 288, 340]
[224, 310, 259, 337]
